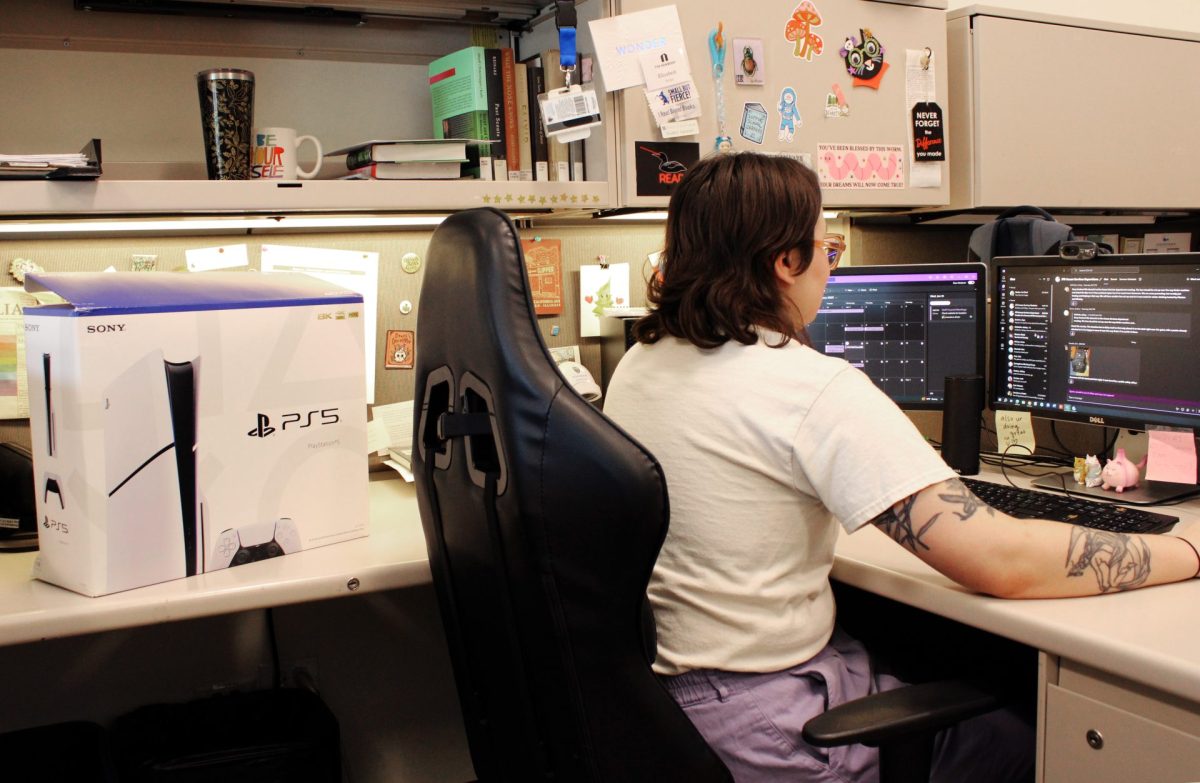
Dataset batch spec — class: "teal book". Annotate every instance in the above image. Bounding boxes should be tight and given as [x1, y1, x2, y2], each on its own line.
[428, 47, 492, 143]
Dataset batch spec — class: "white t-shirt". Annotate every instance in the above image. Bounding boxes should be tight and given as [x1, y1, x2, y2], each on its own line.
[603, 332, 955, 676]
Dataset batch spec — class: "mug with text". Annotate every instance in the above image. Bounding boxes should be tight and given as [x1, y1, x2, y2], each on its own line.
[252, 127, 322, 180]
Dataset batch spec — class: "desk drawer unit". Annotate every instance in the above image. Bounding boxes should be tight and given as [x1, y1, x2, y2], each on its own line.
[1044, 684, 1200, 782]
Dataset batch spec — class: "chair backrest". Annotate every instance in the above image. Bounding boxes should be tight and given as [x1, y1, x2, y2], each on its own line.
[412, 208, 731, 782]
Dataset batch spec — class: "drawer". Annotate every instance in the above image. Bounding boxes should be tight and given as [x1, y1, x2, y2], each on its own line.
[1044, 684, 1200, 783]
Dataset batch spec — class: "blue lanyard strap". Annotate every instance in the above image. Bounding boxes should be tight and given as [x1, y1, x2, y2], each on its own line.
[556, 0, 577, 70]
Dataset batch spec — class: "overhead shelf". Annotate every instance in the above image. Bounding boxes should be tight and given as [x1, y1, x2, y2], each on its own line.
[0, 177, 612, 218]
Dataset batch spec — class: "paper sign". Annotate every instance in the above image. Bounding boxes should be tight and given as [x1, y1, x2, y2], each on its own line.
[0, 288, 37, 420]
[261, 244, 380, 404]
[634, 141, 699, 197]
[661, 119, 700, 138]
[995, 411, 1036, 455]
[645, 79, 702, 126]
[905, 49, 942, 189]
[185, 243, 250, 272]
[1145, 426, 1198, 484]
[521, 238, 564, 315]
[580, 263, 630, 337]
[384, 329, 414, 369]
[588, 5, 687, 91]
[818, 143, 905, 189]
[639, 47, 693, 92]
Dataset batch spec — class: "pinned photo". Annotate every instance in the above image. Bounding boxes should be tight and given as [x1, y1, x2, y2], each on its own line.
[733, 38, 765, 85]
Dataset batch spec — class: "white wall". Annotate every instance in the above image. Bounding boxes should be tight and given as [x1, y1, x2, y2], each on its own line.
[947, 0, 1200, 34]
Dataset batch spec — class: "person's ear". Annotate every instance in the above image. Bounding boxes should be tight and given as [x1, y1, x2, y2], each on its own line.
[773, 248, 799, 287]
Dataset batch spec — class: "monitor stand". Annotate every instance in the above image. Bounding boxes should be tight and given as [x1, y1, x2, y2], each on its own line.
[1031, 471, 1200, 506]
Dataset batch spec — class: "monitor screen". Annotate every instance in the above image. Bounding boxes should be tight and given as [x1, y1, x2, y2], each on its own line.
[808, 263, 987, 409]
[992, 253, 1200, 431]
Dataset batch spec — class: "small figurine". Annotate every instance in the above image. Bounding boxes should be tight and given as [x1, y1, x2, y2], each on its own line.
[1084, 454, 1103, 488]
[1100, 448, 1146, 493]
[1073, 456, 1088, 485]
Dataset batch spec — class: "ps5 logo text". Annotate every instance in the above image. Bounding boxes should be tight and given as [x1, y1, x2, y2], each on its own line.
[247, 408, 340, 438]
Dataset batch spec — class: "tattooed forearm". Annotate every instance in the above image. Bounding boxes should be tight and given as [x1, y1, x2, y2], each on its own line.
[873, 493, 940, 552]
[1065, 526, 1151, 592]
[936, 479, 995, 521]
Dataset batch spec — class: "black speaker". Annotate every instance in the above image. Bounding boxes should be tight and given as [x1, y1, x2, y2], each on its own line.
[941, 375, 983, 476]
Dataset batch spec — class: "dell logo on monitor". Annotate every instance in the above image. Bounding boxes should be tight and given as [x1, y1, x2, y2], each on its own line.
[1088, 416, 1107, 425]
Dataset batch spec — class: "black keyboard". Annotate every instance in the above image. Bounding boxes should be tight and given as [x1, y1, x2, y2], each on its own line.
[961, 478, 1178, 535]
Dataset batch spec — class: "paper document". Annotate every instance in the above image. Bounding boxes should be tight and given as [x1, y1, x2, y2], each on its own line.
[371, 400, 415, 453]
[261, 245, 380, 403]
[0, 288, 38, 420]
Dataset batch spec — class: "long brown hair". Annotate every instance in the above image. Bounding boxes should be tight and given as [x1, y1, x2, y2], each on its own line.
[633, 152, 822, 349]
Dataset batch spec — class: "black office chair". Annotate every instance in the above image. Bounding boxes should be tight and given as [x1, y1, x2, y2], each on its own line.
[412, 208, 999, 783]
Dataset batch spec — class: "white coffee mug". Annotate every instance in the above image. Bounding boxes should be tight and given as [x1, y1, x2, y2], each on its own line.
[252, 127, 322, 180]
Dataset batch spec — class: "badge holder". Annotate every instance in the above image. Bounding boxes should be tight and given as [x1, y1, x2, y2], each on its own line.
[540, 1, 602, 144]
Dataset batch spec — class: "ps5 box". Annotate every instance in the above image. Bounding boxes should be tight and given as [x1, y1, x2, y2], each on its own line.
[22, 272, 368, 596]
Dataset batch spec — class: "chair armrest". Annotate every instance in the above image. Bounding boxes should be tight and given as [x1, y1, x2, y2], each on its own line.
[802, 679, 999, 748]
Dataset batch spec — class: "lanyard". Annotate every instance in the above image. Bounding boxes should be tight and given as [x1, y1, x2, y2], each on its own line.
[555, 0, 577, 87]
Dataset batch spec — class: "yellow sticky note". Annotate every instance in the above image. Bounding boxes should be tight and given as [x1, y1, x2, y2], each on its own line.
[995, 411, 1036, 455]
[1145, 426, 1197, 485]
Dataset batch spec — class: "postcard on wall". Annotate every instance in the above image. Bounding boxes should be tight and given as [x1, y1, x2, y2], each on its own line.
[260, 244, 380, 404]
[0, 288, 37, 420]
[587, 4, 686, 91]
[817, 143, 905, 189]
[521, 238, 564, 315]
[579, 262, 630, 337]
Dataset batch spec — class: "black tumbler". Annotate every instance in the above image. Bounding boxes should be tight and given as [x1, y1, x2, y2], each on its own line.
[196, 68, 255, 180]
[941, 374, 984, 475]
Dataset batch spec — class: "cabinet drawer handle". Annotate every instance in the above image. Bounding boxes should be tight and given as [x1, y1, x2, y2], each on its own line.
[1086, 729, 1104, 750]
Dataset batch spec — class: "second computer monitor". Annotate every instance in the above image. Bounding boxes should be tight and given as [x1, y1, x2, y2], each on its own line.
[808, 263, 987, 409]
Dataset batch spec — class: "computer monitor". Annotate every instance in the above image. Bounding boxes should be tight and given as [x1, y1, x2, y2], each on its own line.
[991, 252, 1200, 502]
[808, 263, 987, 409]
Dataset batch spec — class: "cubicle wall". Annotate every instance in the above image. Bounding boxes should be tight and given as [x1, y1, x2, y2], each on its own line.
[0, 223, 667, 448]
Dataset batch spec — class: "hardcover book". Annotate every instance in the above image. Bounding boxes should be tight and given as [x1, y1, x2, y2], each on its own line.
[428, 47, 492, 145]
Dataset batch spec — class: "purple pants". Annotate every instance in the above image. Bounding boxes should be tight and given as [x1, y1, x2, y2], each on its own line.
[661, 628, 1034, 783]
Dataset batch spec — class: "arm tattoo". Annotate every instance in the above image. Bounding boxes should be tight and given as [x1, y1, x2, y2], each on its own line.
[872, 479, 991, 553]
[873, 494, 940, 552]
[1066, 527, 1151, 593]
[936, 479, 995, 521]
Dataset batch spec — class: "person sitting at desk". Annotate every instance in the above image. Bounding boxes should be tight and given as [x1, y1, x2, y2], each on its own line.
[603, 152, 1200, 783]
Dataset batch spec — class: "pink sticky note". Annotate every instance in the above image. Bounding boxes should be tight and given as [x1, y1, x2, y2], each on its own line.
[1145, 427, 1198, 485]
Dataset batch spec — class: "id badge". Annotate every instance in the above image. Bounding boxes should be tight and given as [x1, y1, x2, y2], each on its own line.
[539, 84, 602, 143]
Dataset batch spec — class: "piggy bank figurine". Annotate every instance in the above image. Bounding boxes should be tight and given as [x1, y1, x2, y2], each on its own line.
[1101, 448, 1147, 493]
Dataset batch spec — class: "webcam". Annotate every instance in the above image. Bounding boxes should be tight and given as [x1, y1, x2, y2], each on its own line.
[1059, 240, 1099, 261]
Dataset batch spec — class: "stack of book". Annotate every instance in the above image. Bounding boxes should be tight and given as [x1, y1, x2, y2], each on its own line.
[326, 138, 485, 180]
[427, 46, 593, 183]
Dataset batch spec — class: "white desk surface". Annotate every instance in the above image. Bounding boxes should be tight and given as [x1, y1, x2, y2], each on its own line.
[0, 473, 428, 648]
[3, 463, 1200, 708]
